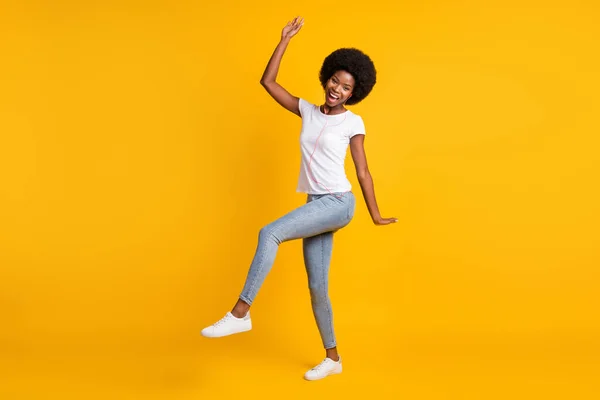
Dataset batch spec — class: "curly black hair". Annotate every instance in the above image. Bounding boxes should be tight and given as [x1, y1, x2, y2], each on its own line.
[319, 48, 377, 106]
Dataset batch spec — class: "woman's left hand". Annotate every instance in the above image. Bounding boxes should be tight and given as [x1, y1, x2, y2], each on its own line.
[374, 217, 398, 225]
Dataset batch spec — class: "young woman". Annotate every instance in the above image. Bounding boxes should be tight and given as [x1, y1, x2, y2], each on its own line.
[201, 17, 397, 381]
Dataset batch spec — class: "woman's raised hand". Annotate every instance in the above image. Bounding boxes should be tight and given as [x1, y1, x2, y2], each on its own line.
[282, 16, 304, 41]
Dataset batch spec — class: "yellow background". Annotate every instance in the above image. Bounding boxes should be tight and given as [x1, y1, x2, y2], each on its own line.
[1, 0, 599, 398]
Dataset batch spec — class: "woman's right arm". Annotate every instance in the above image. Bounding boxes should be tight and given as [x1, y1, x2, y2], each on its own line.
[260, 17, 304, 117]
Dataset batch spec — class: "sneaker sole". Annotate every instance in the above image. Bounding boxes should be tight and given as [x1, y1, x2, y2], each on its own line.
[304, 365, 342, 381]
[201, 325, 252, 338]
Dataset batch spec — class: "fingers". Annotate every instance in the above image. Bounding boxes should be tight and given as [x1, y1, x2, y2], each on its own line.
[376, 217, 398, 225]
[283, 16, 304, 38]
[291, 16, 303, 27]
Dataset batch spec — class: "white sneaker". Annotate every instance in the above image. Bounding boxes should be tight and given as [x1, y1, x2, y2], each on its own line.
[304, 356, 343, 381]
[200, 311, 252, 338]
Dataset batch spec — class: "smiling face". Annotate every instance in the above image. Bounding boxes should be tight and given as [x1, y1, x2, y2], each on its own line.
[324, 70, 355, 108]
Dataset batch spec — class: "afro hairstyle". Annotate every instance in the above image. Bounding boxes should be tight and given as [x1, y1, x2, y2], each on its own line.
[319, 48, 377, 106]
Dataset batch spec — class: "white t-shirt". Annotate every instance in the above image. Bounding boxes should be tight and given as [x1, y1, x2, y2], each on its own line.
[296, 98, 366, 194]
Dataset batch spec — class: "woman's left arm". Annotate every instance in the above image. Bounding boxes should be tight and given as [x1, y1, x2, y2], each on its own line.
[350, 134, 397, 225]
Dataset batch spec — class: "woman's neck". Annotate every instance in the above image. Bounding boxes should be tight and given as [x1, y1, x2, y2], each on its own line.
[320, 104, 347, 115]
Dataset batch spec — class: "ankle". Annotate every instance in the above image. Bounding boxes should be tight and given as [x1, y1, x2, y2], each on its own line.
[326, 350, 340, 362]
[231, 299, 250, 318]
[231, 307, 249, 319]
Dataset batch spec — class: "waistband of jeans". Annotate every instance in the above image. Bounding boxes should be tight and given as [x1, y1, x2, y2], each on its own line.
[308, 191, 353, 198]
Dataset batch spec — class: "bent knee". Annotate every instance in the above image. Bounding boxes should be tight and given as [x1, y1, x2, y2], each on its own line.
[259, 225, 281, 244]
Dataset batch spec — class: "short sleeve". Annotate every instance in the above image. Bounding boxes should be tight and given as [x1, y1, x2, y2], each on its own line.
[298, 98, 313, 118]
[349, 115, 366, 139]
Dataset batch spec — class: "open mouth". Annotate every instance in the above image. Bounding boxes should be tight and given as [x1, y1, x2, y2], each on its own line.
[327, 91, 340, 103]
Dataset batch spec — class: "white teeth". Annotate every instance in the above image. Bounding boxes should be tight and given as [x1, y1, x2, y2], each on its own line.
[329, 92, 339, 99]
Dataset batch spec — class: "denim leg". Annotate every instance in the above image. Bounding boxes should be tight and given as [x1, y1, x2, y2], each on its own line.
[239, 193, 354, 306]
[303, 231, 336, 349]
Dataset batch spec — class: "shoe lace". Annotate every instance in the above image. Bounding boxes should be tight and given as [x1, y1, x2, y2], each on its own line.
[213, 314, 232, 327]
[312, 358, 330, 372]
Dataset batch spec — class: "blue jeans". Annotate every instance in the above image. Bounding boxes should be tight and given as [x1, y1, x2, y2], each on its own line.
[239, 191, 356, 349]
